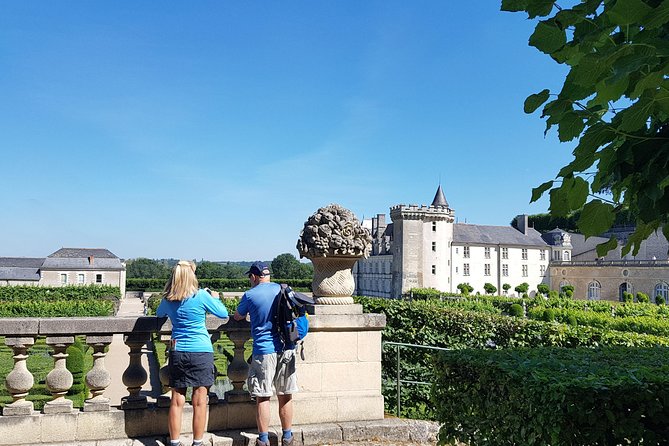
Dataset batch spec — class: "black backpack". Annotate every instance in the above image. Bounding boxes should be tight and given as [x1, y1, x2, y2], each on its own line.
[273, 284, 314, 358]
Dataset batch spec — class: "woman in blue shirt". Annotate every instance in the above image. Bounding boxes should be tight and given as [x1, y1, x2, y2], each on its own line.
[157, 260, 229, 446]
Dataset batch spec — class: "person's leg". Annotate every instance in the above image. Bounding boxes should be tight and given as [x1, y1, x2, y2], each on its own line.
[278, 393, 293, 432]
[191, 386, 209, 444]
[256, 396, 271, 444]
[275, 349, 298, 445]
[168, 388, 187, 444]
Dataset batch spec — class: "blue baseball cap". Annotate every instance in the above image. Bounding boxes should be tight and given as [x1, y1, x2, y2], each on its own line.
[245, 261, 271, 276]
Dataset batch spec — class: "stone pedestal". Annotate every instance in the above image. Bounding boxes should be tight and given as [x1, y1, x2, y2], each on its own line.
[310, 256, 360, 305]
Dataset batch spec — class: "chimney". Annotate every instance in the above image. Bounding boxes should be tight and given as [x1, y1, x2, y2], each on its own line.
[377, 213, 386, 231]
[516, 215, 529, 235]
[88, 256, 94, 265]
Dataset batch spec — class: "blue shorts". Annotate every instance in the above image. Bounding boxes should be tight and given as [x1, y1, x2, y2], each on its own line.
[169, 351, 215, 389]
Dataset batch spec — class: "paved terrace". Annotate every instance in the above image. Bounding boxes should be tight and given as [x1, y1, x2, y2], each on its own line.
[0, 295, 439, 445]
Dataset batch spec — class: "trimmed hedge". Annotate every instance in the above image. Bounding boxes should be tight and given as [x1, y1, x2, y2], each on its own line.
[433, 347, 669, 445]
[0, 285, 120, 317]
[127, 278, 312, 292]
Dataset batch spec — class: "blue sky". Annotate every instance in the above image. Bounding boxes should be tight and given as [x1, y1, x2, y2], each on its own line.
[1, 2, 574, 262]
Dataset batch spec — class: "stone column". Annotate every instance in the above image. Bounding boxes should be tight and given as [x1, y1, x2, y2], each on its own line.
[121, 333, 150, 409]
[3, 337, 36, 416]
[44, 336, 74, 414]
[156, 334, 172, 408]
[84, 335, 113, 411]
[224, 330, 251, 403]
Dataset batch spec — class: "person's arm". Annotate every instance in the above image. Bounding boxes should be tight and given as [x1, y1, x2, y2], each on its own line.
[234, 294, 248, 321]
[201, 289, 229, 319]
[156, 297, 168, 317]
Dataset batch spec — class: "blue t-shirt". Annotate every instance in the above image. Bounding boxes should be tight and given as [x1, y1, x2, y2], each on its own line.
[156, 289, 229, 352]
[237, 281, 283, 355]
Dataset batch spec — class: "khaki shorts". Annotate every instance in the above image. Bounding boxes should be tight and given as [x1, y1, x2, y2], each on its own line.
[247, 349, 298, 397]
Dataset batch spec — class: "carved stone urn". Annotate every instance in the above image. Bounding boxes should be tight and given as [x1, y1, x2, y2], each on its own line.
[297, 204, 371, 305]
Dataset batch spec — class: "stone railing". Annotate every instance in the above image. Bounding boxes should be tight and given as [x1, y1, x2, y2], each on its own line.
[551, 259, 669, 267]
[0, 305, 385, 445]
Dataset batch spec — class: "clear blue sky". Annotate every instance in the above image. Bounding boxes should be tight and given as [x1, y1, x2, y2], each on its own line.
[1, 1, 574, 262]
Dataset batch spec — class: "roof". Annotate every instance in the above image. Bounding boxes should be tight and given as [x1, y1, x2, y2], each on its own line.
[453, 224, 548, 247]
[41, 248, 124, 270]
[431, 185, 449, 207]
[567, 233, 611, 257]
[0, 257, 44, 281]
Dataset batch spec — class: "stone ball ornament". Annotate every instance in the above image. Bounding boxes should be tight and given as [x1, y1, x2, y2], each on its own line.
[297, 203, 372, 259]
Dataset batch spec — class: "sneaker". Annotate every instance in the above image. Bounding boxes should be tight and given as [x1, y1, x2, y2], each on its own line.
[255, 439, 270, 446]
[281, 436, 294, 446]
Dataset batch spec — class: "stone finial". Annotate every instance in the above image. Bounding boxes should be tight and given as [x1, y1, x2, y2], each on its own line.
[297, 204, 372, 259]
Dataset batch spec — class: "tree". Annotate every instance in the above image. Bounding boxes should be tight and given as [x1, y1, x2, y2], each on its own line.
[484, 283, 498, 295]
[502, 283, 512, 294]
[457, 283, 474, 295]
[502, 0, 669, 256]
[515, 282, 530, 295]
[125, 258, 170, 279]
[537, 283, 550, 297]
[271, 253, 312, 279]
[195, 261, 227, 279]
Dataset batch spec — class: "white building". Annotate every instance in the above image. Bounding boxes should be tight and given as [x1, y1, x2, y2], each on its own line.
[354, 186, 551, 298]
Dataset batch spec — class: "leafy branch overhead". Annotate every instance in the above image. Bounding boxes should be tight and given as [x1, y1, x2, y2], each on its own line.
[502, 0, 669, 256]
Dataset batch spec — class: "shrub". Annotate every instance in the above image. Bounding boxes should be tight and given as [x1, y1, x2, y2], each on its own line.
[637, 292, 650, 303]
[509, 304, 523, 317]
[565, 289, 574, 298]
[561, 284, 574, 294]
[624, 292, 634, 303]
[542, 308, 555, 322]
[566, 314, 577, 326]
[537, 283, 550, 296]
[502, 283, 511, 294]
[656, 295, 666, 305]
[456, 283, 474, 296]
[515, 282, 529, 295]
[483, 283, 497, 295]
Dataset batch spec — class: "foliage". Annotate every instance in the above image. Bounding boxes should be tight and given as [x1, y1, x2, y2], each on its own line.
[656, 294, 666, 305]
[0, 285, 119, 317]
[502, 283, 511, 293]
[537, 283, 550, 296]
[125, 258, 171, 279]
[542, 308, 556, 322]
[509, 303, 524, 317]
[0, 285, 120, 301]
[434, 347, 669, 445]
[126, 278, 312, 292]
[483, 282, 497, 295]
[515, 282, 529, 294]
[624, 291, 634, 303]
[270, 253, 313, 279]
[561, 284, 574, 293]
[503, 0, 669, 257]
[456, 283, 474, 295]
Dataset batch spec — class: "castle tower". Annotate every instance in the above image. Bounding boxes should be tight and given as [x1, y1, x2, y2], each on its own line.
[389, 185, 455, 297]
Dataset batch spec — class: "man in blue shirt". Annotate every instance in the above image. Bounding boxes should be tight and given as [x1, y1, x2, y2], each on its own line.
[234, 262, 297, 446]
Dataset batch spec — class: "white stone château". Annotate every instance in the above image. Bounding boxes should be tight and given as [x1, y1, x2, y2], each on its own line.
[354, 186, 669, 302]
[354, 186, 553, 298]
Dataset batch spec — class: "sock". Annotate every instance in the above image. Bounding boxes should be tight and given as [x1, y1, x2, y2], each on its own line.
[193, 440, 203, 446]
[283, 429, 293, 439]
[259, 432, 269, 443]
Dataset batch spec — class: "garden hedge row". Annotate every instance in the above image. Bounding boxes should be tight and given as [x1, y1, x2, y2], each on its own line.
[434, 347, 669, 445]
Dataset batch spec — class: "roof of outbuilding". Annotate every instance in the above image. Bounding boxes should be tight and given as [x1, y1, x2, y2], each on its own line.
[453, 224, 548, 247]
[0, 257, 44, 281]
[42, 248, 123, 270]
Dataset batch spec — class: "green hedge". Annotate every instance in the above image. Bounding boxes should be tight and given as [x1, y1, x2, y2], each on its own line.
[433, 347, 669, 445]
[356, 296, 669, 420]
[127, 278, 312, 292]
[0, 299, 115, 317]
[0, 285, 121, 301]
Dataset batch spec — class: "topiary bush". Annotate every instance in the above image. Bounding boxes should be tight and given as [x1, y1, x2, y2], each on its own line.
[542, 308, 555, 322]
[508, 303, 523, 318]
[637, 292, 650, 303]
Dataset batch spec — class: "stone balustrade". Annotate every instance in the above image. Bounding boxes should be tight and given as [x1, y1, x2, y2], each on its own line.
[0, 305, 385, 445]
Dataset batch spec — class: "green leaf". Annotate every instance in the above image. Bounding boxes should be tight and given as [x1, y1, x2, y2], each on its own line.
[622, 222, 658, 256]
[529, 20, 566, 54]
[531, 180, 554, 203]
[524, 89, 551, 113]
[596, 237, 618, 257]
[526, 0, 557, 19]
[607, 0, 653, 25]
[577, 200, 616, 237]
[549, 177, 589, 216]
[557, 111, 585, 142]
[501, 0, 529, 12]
[619, 97, 653, 132]
[641, 2, 669, 29]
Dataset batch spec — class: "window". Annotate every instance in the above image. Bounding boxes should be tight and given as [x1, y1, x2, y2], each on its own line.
[455, 266, 458, 274]
[432, 241, 436, 252]
[502, 264, 508, 276]
[484, 264, 491, 276]
[484, 247, 491, 259]
[455, 247, 459, 254]
[502, 248, 508, 259]
[96, 274, 103, 283]
[464, 246, 470, 258]
[521, 249, 528, 260]
[540, 265, 546, 276]
[431, 265, 436, 275]
[655, 282, 669, 302]
[432, 222, 437, 232]
[540, 250, 546, 261]
[77, 274, 85, 284]
[588, 281, 601, 300]
[60, 273, 68, 284]
[522, 265, 528, 277]
[553, 250, 561, 260]
[463, 264, 470, 276]
[563, 251, 570, 261]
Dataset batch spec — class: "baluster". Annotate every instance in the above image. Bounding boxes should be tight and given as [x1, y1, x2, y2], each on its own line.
[208, 331, 220, 404]
[84, 335, 113, 411]
[225, 329, 251, 403]
[3, 337, 36, 416]
[121, 333, 150, 409]
[44, 336, 74, 414]
[156, 334, 172, 408]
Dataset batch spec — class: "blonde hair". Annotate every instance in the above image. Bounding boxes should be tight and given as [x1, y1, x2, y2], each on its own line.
[162, 260, 199, 301]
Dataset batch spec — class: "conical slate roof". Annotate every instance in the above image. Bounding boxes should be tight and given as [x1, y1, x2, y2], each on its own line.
[431, 185, 449, 207]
